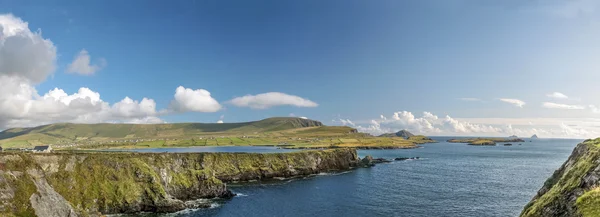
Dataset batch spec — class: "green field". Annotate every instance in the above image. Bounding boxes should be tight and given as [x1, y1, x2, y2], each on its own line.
[0, 117, 433, 150]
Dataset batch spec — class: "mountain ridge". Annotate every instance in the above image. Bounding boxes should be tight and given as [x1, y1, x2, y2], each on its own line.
[0, 117, 329, 147]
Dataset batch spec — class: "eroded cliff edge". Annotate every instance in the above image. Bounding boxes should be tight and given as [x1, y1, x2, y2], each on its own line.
[0, 148, 360, 216]
[521, 138, 600, 217]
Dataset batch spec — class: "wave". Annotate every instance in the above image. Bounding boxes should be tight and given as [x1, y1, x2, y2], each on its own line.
[235, 193, 249, 197]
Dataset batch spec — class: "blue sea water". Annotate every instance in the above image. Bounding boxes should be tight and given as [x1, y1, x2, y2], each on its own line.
[133, 138, 581, 217]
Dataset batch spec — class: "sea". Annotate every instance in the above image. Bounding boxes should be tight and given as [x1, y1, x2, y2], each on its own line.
[121, 137, 581, 217]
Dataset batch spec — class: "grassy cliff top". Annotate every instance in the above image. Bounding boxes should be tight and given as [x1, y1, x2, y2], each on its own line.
[0, 117, 332, 147]
[521, 138, 600, 217]
[0, 117, 424, 150]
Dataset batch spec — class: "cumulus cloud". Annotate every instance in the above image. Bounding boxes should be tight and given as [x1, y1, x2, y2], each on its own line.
[546, 92, 568, 99]
[228, 92, 318, 109]
[0, 14, 165, 128]
[499, 98, 525, 107]
[0, 14, 57, 83]
[542, 102, 585, 110]
[336, 111, 597, 138]
[442, 115, 502, 133]
[217, 115, 224, 123]
[0, 81, 164, 128]
[111, 97, 158, 118]
[66, 49, 106, 75]
[169, 86, 221, 113]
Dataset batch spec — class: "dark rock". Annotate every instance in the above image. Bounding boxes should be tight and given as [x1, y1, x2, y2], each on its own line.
[359, 156, 391, 167]
[394, 157, 420, 161]
[372, 158, 392, 164]
[359, 155, 374, 167]
[504, 143, 512, 146]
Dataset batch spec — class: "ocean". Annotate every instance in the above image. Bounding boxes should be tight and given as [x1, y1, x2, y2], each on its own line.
[126, 137, 581, 217]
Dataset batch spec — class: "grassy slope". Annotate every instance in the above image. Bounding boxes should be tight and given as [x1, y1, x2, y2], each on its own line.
[0, 117, 419, 149]
[520, 138, 600, 217]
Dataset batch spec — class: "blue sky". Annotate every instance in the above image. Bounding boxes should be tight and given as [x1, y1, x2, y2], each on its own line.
[1, 0, 600, 138]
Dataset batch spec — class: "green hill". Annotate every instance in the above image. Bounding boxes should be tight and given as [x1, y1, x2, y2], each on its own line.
[0, 117, 327, 148]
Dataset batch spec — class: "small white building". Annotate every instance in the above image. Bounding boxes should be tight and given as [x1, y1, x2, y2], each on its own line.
[32, 145, 52, 153]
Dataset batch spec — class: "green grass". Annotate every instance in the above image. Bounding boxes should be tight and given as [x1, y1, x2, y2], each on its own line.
[521, 139, 600, 217]
[467, 139, 496, 146]
[576, 187, 600, 216]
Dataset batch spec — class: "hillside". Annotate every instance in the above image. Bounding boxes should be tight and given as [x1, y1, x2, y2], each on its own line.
[0, 117, 325, 148]
[520, 138, 600, 217]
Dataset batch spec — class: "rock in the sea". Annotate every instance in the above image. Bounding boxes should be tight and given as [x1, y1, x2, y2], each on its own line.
[503, 143, 512, 146]
[359, 156, 392, 167]
[372, 158, 392, 164]
[360, 155, 374, 167]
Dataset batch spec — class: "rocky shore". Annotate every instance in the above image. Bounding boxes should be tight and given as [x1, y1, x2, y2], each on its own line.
[520, 138, 600, 217]
[0, 149, 366, 216]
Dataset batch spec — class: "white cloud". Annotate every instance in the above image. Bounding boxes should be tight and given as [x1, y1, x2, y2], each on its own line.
[590, 105, 600, 113]
[338, 111, 598, 138]
[125, 116, 165, 124]
[229, 92, 318, 109]
[217, 115, 224, 123]
[499, 98, 525, 108]
[299, 116, 308, 119]
[111, 97, 157, 118]
[442, 115, 502, 134]
[338, 119, 356, 127]
[542, 102, 585, 110]
[0, 14, 57, 83]
[0, 79, 164, 128]
[560, 123, 592, 138]
[169, 86, 221, 113]
[66, 49, 106, 75]
[0, 14, 166, 128]
[546, 92, 569, 99]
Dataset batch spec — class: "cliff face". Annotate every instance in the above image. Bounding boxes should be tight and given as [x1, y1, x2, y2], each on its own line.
[521, 138, 600, 217]
[0, 149, 359, 217]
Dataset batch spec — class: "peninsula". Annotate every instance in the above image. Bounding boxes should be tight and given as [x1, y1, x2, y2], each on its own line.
[0, 148, 369, 216]
[0, 117, 429, 150]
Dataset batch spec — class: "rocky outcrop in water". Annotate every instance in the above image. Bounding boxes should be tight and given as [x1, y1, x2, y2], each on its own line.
[520, 138, 600, 217]
[0, 149, 360, 216]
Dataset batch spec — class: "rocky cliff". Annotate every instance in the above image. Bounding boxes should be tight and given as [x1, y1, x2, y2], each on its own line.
[0, 149, 359, 216]
[521, 138, 600, 217]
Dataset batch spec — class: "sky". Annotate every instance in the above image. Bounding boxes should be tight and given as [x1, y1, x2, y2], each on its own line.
[1, 0, 600, 138]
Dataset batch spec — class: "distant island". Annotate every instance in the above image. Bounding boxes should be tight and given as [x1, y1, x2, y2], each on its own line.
[378, 130, 437, 144]
[531, 134, 539, 139]
[447, 137, 525, 146]
[508, 135, 519, 138]
[379, 129, 414, 138]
